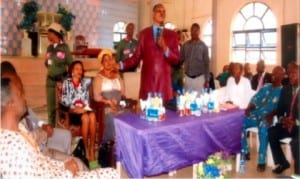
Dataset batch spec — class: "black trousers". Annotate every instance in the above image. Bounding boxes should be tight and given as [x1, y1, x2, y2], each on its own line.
[268, 123, 299, 174]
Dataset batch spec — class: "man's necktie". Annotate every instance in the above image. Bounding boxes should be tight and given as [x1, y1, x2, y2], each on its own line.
[156, 27, 161, 42]
[257, 73, 264, 90]
[289, 87, 299, 118]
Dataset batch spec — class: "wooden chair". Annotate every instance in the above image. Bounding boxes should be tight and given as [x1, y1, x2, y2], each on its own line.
[55, 81, 82, 137]
[89, 80, 138, 144]
[89, 85, 105, 145]
[55, 81, 104, 146]
[74, 35, 88, 58]
[74, 35, 88, 51]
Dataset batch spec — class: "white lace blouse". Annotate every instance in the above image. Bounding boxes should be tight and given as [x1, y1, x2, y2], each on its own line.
[0, 129, 119, 178]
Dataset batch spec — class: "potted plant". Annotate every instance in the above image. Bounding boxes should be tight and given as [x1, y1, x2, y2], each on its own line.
[57, 3, 76, 40]
[17, 0, 40, 56]
[17, 0, 39, 32]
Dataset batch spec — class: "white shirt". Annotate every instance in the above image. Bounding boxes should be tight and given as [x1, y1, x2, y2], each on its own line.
[100, 75, 121, 92]
[225, 76, 255, 109]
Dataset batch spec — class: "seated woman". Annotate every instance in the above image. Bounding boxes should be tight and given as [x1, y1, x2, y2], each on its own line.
[93, 50, 126, 146]
[61, 61, 97, 166]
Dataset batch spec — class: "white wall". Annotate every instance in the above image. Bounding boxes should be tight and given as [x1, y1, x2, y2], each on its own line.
[98, 0, 138, 50]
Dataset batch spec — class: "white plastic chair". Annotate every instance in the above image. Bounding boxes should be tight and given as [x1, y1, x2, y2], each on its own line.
[247, 127, 259, 151]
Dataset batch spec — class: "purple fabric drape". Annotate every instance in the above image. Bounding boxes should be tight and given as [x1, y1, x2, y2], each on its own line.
[114, 109, 244, 178]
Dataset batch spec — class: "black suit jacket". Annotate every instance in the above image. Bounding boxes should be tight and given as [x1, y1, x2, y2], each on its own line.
[277, 85, 300, 120]
[251, 72, 272, 90]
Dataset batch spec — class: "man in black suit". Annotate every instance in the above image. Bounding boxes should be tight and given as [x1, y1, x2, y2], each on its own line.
[251, 60, 272, 91]
[282, 62, 297, 86]
[268, 65, 299, 175]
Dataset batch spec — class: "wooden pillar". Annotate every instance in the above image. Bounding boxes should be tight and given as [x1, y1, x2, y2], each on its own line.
[210, 0, 218, 74]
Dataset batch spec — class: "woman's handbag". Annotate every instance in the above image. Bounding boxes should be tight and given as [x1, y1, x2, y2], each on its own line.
[72, 138, 89, 168]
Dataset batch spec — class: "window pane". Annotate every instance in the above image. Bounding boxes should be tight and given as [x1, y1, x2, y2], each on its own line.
[203, 36, 211, 47]
[231, 2, 277, 65]
[262, 51, 276, 64]
[232, 50, 245, 63]
[113, 22, 126, 33]
[232, 14, 245, 31]
[121, 34, 127, 39]
[246, 50, 260, 62]
[203, 20, 212, 35]
[262, 10, 276, 28]
[262, 32, 276, 47]
[254, 2, 267, 17]
[113, 34, 121, 42]
[233, 33, 246, 47]
[244, 17, 263, 30]
[113, 25, 119, 32]
[241, 3, 254, 19]
[165, 22, 176, 30]
[248, 32, 261, 47]
[119, 23, 126, 32]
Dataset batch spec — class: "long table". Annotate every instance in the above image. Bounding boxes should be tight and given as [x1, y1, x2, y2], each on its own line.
[114, 109, 244, 178]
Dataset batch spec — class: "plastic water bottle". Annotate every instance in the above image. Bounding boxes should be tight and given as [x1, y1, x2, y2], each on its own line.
[176, 90, 181, 108]
[240, 150, 246, 174]
[207, 97, 214, 113]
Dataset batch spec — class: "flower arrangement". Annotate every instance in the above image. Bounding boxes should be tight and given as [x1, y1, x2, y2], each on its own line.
[57, 3, 76, 31]
[17, 0, 39, 32]
[197, 151, 232, 179]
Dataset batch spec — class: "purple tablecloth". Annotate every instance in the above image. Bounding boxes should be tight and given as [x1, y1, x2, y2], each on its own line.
[114, 109, 244, 178]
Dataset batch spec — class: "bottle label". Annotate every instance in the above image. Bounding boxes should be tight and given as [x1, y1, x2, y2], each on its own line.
[208, 101, 214, 111]
[147, 108, 159, 118]
[190, 103, 198, 111]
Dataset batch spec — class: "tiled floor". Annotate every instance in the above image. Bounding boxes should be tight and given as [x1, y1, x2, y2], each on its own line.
[31, 105, 295, 178]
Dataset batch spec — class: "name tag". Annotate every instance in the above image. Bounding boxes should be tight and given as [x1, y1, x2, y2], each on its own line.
[123, 49, 130, 55]
[190, 103, 198, 111]
[47, 59, 52, 65]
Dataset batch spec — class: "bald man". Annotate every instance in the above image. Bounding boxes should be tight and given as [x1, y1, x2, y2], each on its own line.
[118, 3, 179, 104]
[241, 66, 285, 172]
[116, 22, 138, 72]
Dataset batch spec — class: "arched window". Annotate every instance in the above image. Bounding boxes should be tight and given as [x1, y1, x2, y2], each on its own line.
[202, 19, 212, 58]
[164, 22, 176, 30]
[113, 21, 127, 49]
[231, 2, 277, 64]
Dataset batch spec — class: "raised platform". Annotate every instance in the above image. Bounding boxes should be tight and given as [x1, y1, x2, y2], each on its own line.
[1, 56, 101, 109]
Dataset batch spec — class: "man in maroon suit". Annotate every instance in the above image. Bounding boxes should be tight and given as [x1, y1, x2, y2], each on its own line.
[118, 3, 180, 104]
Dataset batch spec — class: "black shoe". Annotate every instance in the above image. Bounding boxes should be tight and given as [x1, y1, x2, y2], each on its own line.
[98, 140, 115, 168]
[272, 163, 290, 174]
[257, 163, 266, 172]
[244, 153, 250, 160]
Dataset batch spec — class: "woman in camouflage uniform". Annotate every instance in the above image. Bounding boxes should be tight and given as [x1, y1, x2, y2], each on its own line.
[45, 23, 73, 127]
